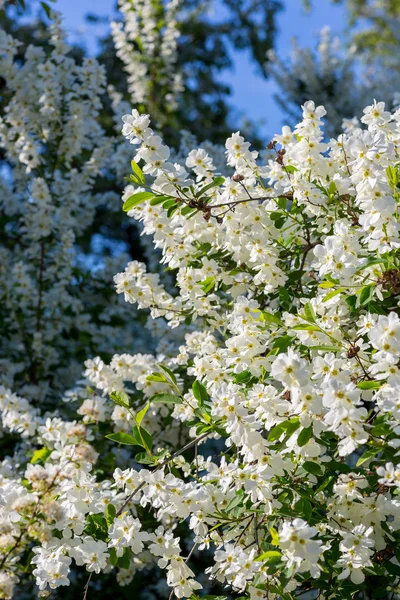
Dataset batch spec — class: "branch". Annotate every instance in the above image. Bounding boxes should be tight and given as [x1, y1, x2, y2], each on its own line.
[206, 193, 292, 211]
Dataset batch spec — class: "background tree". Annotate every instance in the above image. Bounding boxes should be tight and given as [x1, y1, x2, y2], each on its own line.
[270, 0, 400, 135]
[94, 0, 283, 146]
[0, 0, 285, 402]
[333, 0, 400, 63]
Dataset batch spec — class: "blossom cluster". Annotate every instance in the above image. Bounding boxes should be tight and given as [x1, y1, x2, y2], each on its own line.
[105, 99, 400, 597]
[1, 96, 400, 600]
[111, 0, 183, 119]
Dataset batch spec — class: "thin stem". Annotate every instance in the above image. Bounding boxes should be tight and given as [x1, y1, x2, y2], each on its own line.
[254, 513, 260, 553]
[36, 241, 46, 334]
[82, 572, 93, 600]
[206, 193, 292, 211]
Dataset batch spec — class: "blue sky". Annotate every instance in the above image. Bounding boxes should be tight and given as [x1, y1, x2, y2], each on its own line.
[55, 0, 347, 137]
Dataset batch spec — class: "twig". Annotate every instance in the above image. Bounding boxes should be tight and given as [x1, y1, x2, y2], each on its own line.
[195, 440, 199, 479]
[254, 513, 260, 552]
[341, 140, 352, 177]
[206, 193, 292, 211]
[82, 572, 93, 600]
[235, 514, 255, 546]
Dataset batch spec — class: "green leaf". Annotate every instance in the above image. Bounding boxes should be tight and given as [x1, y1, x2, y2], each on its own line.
[279, 286, 291, 308]
[106, 503, 116, 526]
[271, 335, 294, 354]
[131, 160, 145, 184]
[371, 415, 391, 437]
[268, 422, 287, 442]
[328, 180, 337, 197]
[31, 447, 51, 464]
[198, 176, 225, 197]
[150, 195, 172, 206]
[162, 198, 177, 209]
[192, 380, 208, 406]
[297, 426, 313, 447]
[159, 365, 177, 385]
[132, 425, 152, 452]
[356, 447, 380, 466]
[106, 432, 138, 445]
[255, 550, 282, 563]
[322, 288, 346, 302]
[309, 345, 342, 351]
[123, 192, 154, 212]
[182, 206, 198, 218]
[295, 498, 312, 521]
[91, 514, 107, 530]
[109, 547, 118, 566]
[200, 276, 215, 293]
[319, 281, 335, 289]
[387, 165, 399, 188]
[151, 393, 182, 404]
[355, 258, 386, 273]
[316, 475, 335, 494]
[326, 460, 352, 474]
[146, 372, 167, 383]
[225, 491, 244, 512]
[167, 203, 180, 217]
[117, 547, 130, 569]
[110, 391, 130, 410]
[261, 311, 284, 327]
[345, 295, 357, 312]
[136, 401, 150, 426]
[85, 513, 108, 538]
[292, 324, 322, 332]
[269, 526, 280, 545]
[40, 2, 51, 17]
[277, 197, 287, 210]
[268, 418, 300, 442]
[357, 380, 381, 390]
[135, 452, 155, 464]
[274, 217, 285, 229]
[233, 370, 254, 384]
[304, 302, 317, 323]
[385, 561, 400, 577]
[195, 423, 213, 435]
[303, 461, 324, 476]
[359, 285, 374, 306]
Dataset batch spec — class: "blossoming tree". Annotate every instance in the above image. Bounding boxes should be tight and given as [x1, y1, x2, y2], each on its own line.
[0, 7, 158, 403]
[2, 92, 400, 600]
